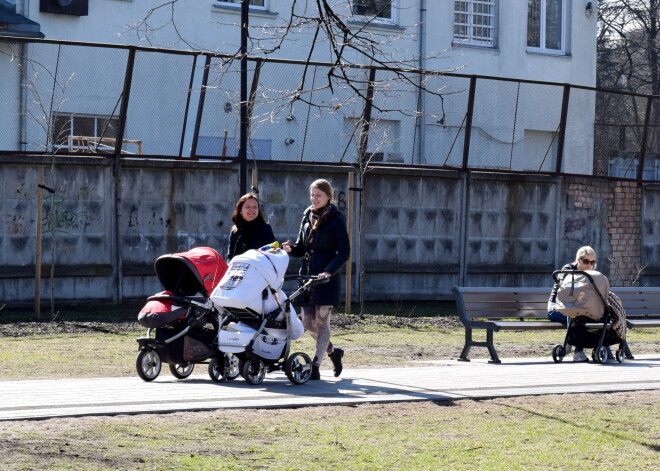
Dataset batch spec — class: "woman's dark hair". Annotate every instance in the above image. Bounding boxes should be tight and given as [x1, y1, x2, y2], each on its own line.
[231, 193, 266, 232]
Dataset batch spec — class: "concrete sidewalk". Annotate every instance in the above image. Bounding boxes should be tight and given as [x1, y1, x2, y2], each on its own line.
[2, 355, 659, 421]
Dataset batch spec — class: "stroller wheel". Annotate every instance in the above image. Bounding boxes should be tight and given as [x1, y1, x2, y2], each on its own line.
[595, 346, 609, 364]
[241, 358, 266, 385]
[285, 352, 313, 384]
[615, 348, 625, 363]
[552, 345, 566, 363]
[169, 362, 194, 379]
[208, 356, 229, 383]
[225, 354, 240, 380]
[136, 348, 161, 382]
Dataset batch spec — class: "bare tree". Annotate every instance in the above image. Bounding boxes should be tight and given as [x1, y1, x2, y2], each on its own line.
[598, 0, 660, 95]
[124, 1, 452, 312]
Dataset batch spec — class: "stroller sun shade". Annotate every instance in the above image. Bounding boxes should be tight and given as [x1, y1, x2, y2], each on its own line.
[154, 247, 228, 297]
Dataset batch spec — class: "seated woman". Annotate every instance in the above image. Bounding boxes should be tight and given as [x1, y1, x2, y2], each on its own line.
[547, 246, 598, 362]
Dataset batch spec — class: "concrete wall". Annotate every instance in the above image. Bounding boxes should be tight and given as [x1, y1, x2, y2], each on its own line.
[0, 155, 653, 305]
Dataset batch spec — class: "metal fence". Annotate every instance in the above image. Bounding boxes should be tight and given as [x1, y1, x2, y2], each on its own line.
[1, 37, 659, 181]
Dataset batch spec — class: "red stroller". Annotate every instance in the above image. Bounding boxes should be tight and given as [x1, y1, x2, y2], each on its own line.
[135, 247, 233, 381]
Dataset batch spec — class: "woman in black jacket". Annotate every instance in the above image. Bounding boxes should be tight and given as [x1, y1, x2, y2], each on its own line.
[547, 245, 598, 362]
[226, 193, 275, 261]
[283, 179, 350, 380]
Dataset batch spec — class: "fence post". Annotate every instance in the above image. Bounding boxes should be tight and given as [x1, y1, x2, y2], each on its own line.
[190, 54, 212, 160]
[35, 166, 44, 319]
[179, 54, 200, 157]
[111, 46, 136, 303]
[554, 84, 570, 174]
[114, 47, 136, 161]
[461, 76, 477, 171]
[357, 68, 377, 165]
[239, 0, 250, 195]
[637, 96, 653, 182]
[345, 172, 355, 314]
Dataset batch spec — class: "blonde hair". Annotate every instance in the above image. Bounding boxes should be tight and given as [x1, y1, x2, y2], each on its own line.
[575, 246, 597, 265]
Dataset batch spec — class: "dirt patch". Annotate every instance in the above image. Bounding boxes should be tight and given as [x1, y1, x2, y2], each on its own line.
[0, 315, 462, 338]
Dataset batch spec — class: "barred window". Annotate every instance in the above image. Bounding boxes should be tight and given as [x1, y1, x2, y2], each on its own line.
[454, 0, 497, 47]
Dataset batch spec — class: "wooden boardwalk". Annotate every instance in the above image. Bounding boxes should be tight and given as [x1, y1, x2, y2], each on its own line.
[2, 355, 659, 421]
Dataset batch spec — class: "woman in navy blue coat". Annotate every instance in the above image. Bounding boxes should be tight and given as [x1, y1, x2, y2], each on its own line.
[283, 179, 350, 380]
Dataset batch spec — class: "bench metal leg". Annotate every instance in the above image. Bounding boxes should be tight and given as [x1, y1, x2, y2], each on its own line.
[486, 330, 501, 364]
[458, 328, 501, 364]
[458, 328, 472, 362]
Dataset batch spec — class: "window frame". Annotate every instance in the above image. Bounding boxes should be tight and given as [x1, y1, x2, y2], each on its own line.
[51, 114, 120, 151]
[527, 0, 567, 55]
[215, 0, 269, 11]
[453, 0, 498, 48]
[350, 0, 398, 26]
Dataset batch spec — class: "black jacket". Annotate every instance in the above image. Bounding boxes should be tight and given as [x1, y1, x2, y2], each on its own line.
[548, 262, 577, 307]
[227, 219, 275, 261]
[289, 205, 350, 306]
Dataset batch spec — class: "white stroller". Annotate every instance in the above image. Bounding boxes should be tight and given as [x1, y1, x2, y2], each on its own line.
[209, 248, 328, 385]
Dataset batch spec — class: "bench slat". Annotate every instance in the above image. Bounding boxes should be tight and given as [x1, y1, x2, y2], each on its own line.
[491, 321, 565, 330]
[457, 292, 549, 302]
[463, 310, 548, 319]
[628, 319, 660, 328]
[463, 301, 549, 310]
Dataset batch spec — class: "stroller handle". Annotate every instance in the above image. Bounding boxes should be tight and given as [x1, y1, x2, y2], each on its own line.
[552, 269, 597, 284]
[284, 274, 331, 285]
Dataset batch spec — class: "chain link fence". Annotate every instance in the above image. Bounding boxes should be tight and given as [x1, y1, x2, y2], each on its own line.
[1, 38, 658, 181]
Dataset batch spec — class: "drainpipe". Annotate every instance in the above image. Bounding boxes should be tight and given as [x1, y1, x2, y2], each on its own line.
[415, 0, 427, 164]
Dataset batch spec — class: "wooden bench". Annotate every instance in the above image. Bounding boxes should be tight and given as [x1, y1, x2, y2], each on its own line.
[452, 285, 658, 363]
[610, 287, 660, 330]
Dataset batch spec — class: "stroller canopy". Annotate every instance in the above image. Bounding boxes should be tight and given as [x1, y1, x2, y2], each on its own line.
[154, 247, 228, 297]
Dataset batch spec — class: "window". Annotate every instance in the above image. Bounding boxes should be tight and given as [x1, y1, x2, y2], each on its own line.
[351, 1, 396, 24]
[527, 0, 566, 54]
[216, 0, 268, 11]
[51, 114, 120, 151]
[454, 1, 497, 47]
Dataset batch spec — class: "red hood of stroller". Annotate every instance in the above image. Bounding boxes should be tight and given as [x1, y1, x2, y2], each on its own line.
[154, 247, 228, 297]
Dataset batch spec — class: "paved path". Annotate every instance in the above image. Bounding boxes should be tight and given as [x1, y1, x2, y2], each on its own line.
[2, 355, 659, 421]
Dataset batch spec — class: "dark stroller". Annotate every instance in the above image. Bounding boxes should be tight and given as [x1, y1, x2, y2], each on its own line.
[135, 247, 233, 381]
[551, 269, 627, 364]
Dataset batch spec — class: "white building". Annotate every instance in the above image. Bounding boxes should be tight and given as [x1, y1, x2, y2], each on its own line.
[1, 1, 598, 173]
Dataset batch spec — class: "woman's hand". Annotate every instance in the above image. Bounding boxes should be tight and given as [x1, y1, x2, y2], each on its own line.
[282, 240, 292, 253]
[317, 272, 331, 279]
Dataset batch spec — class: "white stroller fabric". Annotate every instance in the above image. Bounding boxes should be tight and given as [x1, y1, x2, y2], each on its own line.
[210, 249, 289, 313]
[212, 249, 304, 358]
[556, 270, 609, 321]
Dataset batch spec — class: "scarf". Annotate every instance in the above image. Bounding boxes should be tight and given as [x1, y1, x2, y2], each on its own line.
[306, 203, 335, 251]
[608, 291, 627, 340]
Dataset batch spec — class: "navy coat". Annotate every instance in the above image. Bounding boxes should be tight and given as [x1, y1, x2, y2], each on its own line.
[227, 219, 275, 261]
[289, 205, 350, 306]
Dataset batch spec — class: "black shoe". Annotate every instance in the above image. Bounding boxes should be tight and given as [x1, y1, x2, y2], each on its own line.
[329, 348, 344, 377]
[309, 364, 320, 380]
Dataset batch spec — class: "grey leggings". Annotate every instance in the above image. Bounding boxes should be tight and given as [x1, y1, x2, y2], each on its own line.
[302, 305, 334, 366]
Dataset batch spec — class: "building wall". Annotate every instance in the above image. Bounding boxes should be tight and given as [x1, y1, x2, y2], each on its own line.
[0, 155, 650, 305]
[8, 1, 598, 172]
